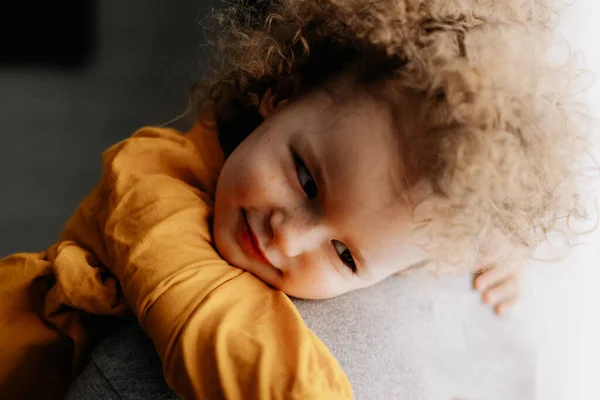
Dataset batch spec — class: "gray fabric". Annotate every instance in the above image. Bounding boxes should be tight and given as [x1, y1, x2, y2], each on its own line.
[66, 320, 178, 400]
[294, 272, 535, 400]
[66, 363, 122, 400]
[67, 272, 535, 400]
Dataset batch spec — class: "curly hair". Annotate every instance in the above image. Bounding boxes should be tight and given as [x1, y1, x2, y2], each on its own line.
[193, 0, 590, 272]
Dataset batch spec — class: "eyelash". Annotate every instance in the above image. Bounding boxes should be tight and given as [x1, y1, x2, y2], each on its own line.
[293, 153, 318, 200]
[293, 152, 357, 274]
[333, 240, 357, 274]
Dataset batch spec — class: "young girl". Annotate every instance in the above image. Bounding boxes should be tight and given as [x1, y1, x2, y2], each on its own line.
[0, 0, 588, 399]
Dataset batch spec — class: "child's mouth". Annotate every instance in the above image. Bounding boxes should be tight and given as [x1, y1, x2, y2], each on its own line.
[240, 210, 272, 266]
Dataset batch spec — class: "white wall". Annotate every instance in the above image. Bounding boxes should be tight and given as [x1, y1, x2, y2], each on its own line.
[531, 2, 600, 399]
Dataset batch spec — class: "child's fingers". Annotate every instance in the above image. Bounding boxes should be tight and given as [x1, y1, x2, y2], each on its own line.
[482, 276, 520, 306]
[473, 265, 512, 291]
[494, 296, 519, 316]
[473, 263, 523, 316]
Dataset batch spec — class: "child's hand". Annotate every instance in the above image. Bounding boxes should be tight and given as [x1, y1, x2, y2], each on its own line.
[473, 264, 523, 316]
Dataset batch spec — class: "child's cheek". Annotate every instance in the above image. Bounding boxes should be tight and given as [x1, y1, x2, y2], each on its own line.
[235, 162, 275, 204]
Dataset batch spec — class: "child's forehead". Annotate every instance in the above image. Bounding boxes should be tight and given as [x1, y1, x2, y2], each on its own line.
[301, 85, 399, 134]
[310, 91, 406, 154]
[302, 103, 408, 206]
[313, 80, 423, 135]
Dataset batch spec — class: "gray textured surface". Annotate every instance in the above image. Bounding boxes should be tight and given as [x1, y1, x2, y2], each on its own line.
[295, 272, 536, 400]
[66, 323, 177, 400]
[67, 272, 535, 400]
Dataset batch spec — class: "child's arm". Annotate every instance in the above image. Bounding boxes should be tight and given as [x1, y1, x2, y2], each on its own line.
[65, 127, 352, 399]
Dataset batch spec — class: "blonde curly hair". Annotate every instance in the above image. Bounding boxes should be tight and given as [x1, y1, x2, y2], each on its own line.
[193, 0, 590, 272]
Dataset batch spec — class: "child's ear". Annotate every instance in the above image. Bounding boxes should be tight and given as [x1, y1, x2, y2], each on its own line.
[259, 88, 290, 118]
[259, 88, 278, 118]
[259, 80, 298, 118]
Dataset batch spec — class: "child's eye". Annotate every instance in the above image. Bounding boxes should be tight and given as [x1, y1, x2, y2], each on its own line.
[294, 154, 317, 199]
[332, 240, 357, 274]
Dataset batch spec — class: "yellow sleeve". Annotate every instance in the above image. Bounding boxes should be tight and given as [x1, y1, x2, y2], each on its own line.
[95, 127, 353, 399]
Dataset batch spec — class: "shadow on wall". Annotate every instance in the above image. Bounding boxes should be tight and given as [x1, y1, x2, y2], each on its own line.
[0, 2, 96, 68]
[0, 1, 218, 256]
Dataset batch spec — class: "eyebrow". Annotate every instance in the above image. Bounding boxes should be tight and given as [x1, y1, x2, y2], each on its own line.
[346, 237, 366, 272]
[296, 135, 368, 272]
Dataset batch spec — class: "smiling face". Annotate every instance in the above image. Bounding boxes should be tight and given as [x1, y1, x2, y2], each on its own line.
[213, 83, 428, 299]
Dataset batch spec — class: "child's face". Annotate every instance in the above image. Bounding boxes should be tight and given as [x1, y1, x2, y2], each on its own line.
[214, 86, 428, 299]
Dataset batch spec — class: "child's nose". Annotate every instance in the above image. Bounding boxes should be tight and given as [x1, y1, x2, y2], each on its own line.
[269, 208, 327, 258]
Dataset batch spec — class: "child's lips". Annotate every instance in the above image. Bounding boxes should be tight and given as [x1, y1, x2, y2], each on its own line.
[240, 212, 272, 266]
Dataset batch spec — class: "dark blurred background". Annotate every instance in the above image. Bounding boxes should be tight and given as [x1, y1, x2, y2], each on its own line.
[0, 1, 219, 256]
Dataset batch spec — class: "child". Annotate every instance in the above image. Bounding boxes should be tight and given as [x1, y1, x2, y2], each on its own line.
[0, 0, 588, 399]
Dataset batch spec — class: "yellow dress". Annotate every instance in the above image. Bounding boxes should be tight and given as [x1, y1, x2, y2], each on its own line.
[0, 124, 352, 399]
